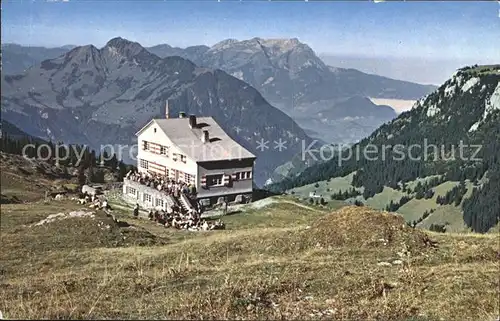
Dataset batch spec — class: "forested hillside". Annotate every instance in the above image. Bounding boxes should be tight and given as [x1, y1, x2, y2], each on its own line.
[0, 120, 132, 184]
[269, 65, 500, 232]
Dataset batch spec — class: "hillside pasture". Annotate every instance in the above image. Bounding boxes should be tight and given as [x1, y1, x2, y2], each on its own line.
[1, 196, 498, 320]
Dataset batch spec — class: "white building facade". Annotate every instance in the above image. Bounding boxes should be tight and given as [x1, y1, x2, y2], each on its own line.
[123, 112, 256, 208]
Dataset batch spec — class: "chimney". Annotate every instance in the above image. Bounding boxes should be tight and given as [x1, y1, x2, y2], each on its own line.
[202, 130, 209, 143]
[165, 100, 170, 119]
[179, 111, 186, 118]
[188, 115, 197, 129]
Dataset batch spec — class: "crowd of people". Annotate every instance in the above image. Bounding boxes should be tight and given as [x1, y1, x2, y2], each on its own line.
[124, 169, 226, 231]
[71, 174, 227, 231]
[125, 170, 196, 198]
[76, 192, 111, 211]
[131, 203, 225, 231]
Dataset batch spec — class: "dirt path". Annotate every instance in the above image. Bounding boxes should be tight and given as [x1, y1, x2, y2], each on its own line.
[279, 200, 324, 213]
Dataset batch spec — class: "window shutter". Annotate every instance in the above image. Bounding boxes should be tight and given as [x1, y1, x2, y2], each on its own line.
[223, 174, 230, 186]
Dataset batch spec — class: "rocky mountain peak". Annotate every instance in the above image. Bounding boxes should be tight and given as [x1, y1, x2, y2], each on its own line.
[257, 37, 302, 51]
[67, 44, 100, 57]
[209, 37, 309, 55]
[211, 39, 239, 51]
[103, 37, 150, 59]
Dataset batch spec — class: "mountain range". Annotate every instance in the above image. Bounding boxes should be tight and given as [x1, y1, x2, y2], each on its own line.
[2, 38, 437, 144]
[270, 65, 500, 233]
[147, 38, 435, 104]
[1, 37, 313, 186]
[148, 38, 436, 143]
[1, 43, 77, 75]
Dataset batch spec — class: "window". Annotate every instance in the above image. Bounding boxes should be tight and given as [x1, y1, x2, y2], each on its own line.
[185, 173, 195, 185]
[207, 174, 224, 187]
[147, 161, 166, 176]
[156, 198, 164, 207]
[154, 128, 157, 133]
[170, 169, 178, 180]
[240, 171, 252, 180]
[172, 153, 178, 161]
[140, 159, 149, 169]
[126, 187, 136, 195]
[143, 193, 152, 202]
[180, 155, 186, 163]
[143, 141, 150, 151]
[160, 146, 168, 156]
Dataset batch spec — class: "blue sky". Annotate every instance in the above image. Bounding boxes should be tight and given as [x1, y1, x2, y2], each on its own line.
[2, 0, 499, 60]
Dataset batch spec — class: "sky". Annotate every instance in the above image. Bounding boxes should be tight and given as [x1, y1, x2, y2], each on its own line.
[1, 0, 499, 83]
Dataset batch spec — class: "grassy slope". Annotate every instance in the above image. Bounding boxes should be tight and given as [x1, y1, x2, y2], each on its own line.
[399, 181, 475, 232]
[365, 186, 407, 210]
[289, 172, 361, 199]
[288, 174, 459, 217]
[404, 175, 443, 191]
[397, 181, 460, 222]
[0, 152, 78, 203]
[1, 196, 499, 320]
[291, 171, 473, 232]
[417, 205, 468, 233]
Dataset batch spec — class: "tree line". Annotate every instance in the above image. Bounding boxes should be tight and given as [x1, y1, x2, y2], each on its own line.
[0, 132, 134, 185]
